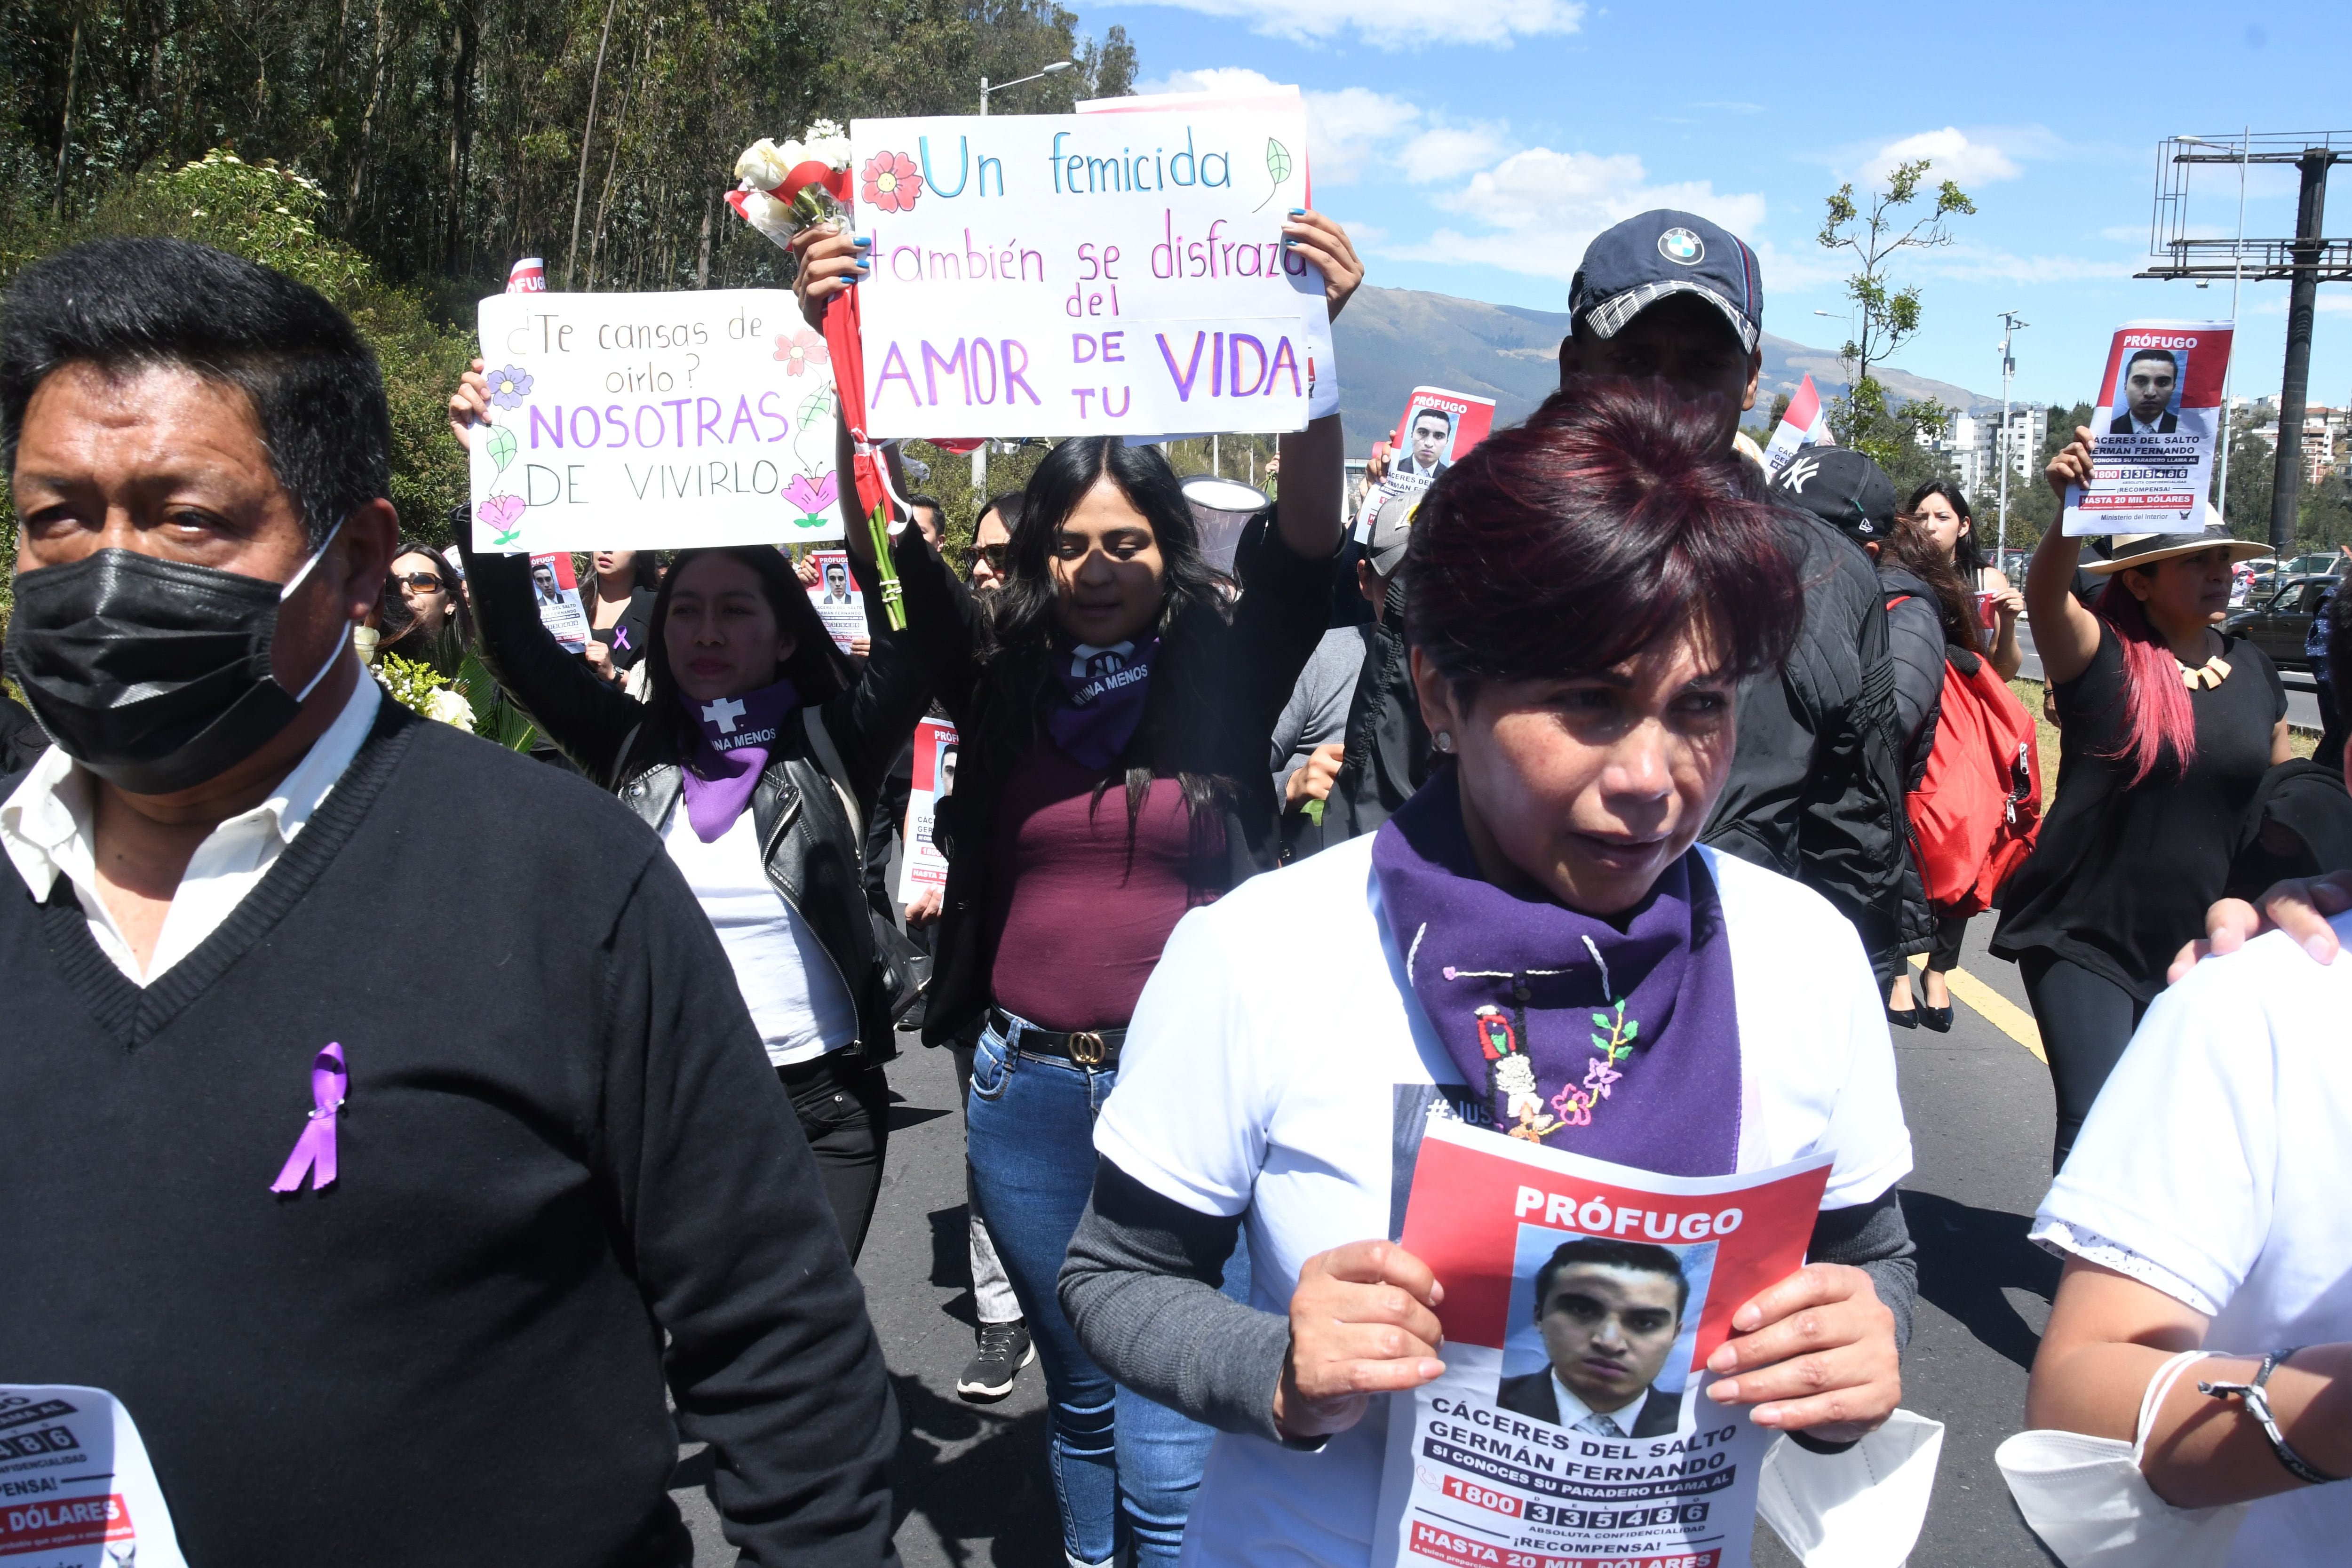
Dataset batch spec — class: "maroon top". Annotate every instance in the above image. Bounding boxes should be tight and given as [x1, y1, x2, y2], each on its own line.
[989, 747, 1227, 1031]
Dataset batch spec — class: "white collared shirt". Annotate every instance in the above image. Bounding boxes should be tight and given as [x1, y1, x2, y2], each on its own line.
[1548, 1369, 1641, 1436]
[1, 672, 380, 985]
[2131, 414, 2167, 435]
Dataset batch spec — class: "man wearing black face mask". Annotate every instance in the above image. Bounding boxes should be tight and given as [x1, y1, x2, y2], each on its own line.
[1557, 210, 1914, 985]
[0, 240, 896, 1568]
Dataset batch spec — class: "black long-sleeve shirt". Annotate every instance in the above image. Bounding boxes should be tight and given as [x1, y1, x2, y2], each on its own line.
[0, 706, 899, 1566]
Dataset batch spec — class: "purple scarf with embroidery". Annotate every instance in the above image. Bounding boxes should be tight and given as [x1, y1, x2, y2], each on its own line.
[678, 678, 801, 842]
[1046, 637, 1160, 770]
[1370, 767, 1742, 1176]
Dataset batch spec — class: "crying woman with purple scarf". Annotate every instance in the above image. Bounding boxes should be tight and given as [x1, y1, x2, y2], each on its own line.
[1054, 378, 1920, 1568]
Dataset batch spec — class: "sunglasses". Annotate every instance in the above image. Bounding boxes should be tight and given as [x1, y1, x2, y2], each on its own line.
[394, 572, 447, 593]
[976, 545, 1009, 572]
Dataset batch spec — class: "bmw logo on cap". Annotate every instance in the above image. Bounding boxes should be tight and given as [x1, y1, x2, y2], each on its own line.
[1658, 227, 1704, 265]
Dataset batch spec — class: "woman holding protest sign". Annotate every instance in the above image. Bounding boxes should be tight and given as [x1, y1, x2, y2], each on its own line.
[794, 208, 1362, 1566]
[448, 363, 931, 1259]
[1991, 427, 2285, 1171]
[1054, 379, 1919, 1568]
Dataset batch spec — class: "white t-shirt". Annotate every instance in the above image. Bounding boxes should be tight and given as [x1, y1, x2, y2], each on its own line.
[661, 807, 858, 1067]
[2032, 913, 2352, 1566]
[1093, 835, 1913, 1568]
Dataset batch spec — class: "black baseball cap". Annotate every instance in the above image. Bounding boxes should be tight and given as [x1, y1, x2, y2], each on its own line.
[1568, 210, 1764, 355]
[1771, 447, 1898, 544]
[1366, 495, 1417, 575]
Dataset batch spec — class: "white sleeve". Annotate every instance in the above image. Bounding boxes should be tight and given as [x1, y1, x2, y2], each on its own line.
[1095, 902, 1282, 1218]
[1815, 911, 1915, 1210]
[2030, 961, 2276, 1319]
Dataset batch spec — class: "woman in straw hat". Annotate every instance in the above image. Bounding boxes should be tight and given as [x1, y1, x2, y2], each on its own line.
[1991, 426, 2286, 1171]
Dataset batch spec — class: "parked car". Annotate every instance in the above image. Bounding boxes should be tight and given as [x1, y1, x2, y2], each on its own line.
[2280, 551, 2348, 578]
[2222, 574, 2337, 671]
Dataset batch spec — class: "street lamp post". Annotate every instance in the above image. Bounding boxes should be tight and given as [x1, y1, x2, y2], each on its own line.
[1995, 311, 2026, 570]
[979, 60, 1073, 116]
[2178, 132, 2251, 529]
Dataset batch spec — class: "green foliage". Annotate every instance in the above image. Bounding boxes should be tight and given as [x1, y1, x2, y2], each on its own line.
[0, 150, 477, 621]
[2215, 425, 2276, 542]
[1825, 377, 1952, 499]
[451, 647, 539, 750]
[1817, 158, 1975, 393]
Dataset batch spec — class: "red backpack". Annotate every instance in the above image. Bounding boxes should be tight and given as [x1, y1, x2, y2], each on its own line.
[1889, 597, 2044, 918]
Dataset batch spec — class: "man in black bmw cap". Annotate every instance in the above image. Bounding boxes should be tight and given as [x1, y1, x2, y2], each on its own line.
[0, 239, 896, 1566]
[1557, 209, 1915, 983]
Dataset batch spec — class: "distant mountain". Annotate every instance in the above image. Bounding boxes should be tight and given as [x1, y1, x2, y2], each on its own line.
[1330, 285, 2002, 455]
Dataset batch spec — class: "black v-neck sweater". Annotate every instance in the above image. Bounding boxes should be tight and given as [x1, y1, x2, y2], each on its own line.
[0, 706, 898, 1567]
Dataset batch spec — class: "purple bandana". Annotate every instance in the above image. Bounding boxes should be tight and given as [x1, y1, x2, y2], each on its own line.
[1045, 637, 1159, 771]
[1370, 768, 1743, 1176]
[270, 1042, 347, 1194]
[679, 678, 801, 842]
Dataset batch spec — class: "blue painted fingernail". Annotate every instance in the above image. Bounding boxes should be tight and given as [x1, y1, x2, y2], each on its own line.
[1289, 207, 1305, 216]
[854, 236, 872, 247]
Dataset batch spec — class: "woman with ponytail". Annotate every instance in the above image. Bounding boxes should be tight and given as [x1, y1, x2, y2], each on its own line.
[1992, 426, 2285, 1170]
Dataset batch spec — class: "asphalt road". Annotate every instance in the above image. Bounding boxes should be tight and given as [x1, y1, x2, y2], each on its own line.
[671, 910, 2073, 1567]
[2016, 615, 2325, 731]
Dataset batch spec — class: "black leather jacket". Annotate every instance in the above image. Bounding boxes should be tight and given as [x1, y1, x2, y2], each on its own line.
[463, 543, 928, 1057]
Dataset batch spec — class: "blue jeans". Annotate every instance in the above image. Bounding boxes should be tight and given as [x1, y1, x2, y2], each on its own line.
[967, 1011, 1249, 1567]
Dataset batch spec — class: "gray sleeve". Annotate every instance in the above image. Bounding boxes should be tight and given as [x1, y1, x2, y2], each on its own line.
[1782, 1183, 1916, 1456]
[1060, 1161, 1302, 1444]
[1271, 630, 1369, 800]
[1808, 1183, 1916, 1351]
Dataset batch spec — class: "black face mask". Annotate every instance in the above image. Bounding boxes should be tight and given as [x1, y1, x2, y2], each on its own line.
[5, 534, 349, 796]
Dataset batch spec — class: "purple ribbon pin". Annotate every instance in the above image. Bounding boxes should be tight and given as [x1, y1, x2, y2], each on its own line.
[270, 1042, 347, 1194]
[612, 626, 631, 653]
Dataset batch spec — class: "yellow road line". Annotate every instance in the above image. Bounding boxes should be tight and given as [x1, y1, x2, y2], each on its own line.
[1908, 953, 2047, 1063]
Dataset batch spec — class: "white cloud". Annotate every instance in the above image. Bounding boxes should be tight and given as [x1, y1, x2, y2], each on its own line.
[1135, 67, 1505, 188]
[1399, 125, 1517, 182]
[1395, 147, 1767, 283]
[1861, 127, 2022, 187]
[1112, 0, 1584, 47]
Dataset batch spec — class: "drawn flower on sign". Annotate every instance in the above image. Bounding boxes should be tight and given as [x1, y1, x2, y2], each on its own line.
[775, 330, 828, 375]
[486, 364, 535, 408]
[785, 470, 838, 523]
[860, 151, 923, 214]
[477, 492, 527, 547]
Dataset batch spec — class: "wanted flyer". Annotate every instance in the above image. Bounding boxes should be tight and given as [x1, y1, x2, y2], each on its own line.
[1359, 386, 1496, 538]
[896, 716, 959, 904]
[2063, 319, 2234, 536]
[1371, 1120, 1829, 1568]
[0, 1385, 187, 1567]
[805, 549, 866, 654]
[529, 552, 591, 653]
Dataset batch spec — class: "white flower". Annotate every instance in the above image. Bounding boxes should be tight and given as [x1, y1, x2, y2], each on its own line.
[735, 187, 795, 241]
[423, 688, 477, 730]
[735, 137, 793, 191]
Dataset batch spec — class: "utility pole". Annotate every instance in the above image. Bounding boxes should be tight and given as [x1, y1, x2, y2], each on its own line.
[2272, 150, 2334, 553]
[1996, 311, 2025, 568]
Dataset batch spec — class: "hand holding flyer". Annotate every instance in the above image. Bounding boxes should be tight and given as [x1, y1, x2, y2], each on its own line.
[1372, 1119, 1832, 1568]
[2062, 320, 2234, 536]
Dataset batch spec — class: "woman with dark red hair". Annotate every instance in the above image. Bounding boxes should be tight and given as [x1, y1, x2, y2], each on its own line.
[1060, 379, 1918, 1568]
[1992, 427, 2284, 1171]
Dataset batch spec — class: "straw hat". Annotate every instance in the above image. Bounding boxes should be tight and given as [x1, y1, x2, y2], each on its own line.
[2079, 507, 2270, 576]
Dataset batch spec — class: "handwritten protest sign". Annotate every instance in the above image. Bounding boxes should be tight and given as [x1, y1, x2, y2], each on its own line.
[2063, 319, 2234, 537]
[898, 716, 959, 904]
[528, 552, 590, 652]
[469, 289, 844, 553]
[805, 549, 865, 653]
[847, 104, 1327, 440]
[1372, 1119, 1830, 1568]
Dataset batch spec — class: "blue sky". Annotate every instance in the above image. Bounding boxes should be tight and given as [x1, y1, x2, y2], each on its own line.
[1072, 0, 2351, 409]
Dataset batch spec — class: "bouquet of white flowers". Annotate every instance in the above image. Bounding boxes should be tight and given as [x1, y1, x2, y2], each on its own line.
[728, 121, 855, 251]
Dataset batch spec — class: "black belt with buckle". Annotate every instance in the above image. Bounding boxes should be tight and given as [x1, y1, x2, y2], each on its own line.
[990, 1008, 1126, 1068]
